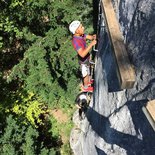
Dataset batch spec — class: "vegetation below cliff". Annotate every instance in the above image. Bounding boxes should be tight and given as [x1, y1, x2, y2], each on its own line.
[0, 0, 94, 154]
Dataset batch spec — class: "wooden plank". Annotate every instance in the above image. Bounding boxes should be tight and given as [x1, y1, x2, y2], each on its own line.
[146, 100, 155, 121]
[101, 0, 135, 89]
[142, 106, 155, 132]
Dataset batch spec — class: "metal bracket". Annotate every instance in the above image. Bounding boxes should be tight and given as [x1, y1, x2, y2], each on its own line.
[89, 60, 95, 65]
[93, 46, 98, 52]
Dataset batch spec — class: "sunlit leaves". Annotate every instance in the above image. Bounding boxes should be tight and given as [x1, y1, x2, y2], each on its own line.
[0, 0, 93, 154]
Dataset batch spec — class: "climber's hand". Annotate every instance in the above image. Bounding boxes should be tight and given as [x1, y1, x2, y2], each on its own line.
[91, 39, 97, 46]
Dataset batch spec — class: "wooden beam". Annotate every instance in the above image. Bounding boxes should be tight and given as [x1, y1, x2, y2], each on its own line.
[101, 0, 136, 89]
[142, 106, 155, 131]
[142, 100, 155, 131]
[146, 100, 155, 121]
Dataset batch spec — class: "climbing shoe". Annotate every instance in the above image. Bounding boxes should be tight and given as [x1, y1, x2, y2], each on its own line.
[81, 86, 94, 92]
[88, 79, 94, 85]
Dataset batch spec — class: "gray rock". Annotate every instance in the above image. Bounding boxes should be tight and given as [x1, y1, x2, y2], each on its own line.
[70, 0, 155, 154]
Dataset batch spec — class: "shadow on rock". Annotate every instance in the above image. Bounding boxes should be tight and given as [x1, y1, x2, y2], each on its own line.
[127, 99, 155, 155]
[95, 145, 106, 155]
[86, 106, 155, 155]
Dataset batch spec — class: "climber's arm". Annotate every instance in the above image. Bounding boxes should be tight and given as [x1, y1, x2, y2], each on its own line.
[77, 40, 97, 58]
[86, 34, 96, 40]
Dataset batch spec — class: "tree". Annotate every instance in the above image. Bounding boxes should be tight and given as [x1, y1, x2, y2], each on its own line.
[7, 0, 93, 106]
[0, 115, 57, 155]
[0, 0, 94, 154]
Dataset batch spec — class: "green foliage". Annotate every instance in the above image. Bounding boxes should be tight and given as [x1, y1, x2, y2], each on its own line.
[21, 125, 39, 155]
[0, 115, 58, 155]
[10, 91, 46, 127]
[7, 0, 93, 107]
[0, 37, 3, 48]
[61, 143, 72, 155]
[0, 115, 36, 155]
[40, 148, 56, 155]
[49, 117, 60, 139]
[49, 107, 74, 155]
[0, 0, 94, 154]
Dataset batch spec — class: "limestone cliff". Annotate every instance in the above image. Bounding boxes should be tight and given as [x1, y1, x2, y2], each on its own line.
[70, 0, 155, 154]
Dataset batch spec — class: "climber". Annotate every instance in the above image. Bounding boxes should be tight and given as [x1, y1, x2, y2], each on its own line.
[75, 92, 89, 108]
[75, 92, 92, 119]
[69, 20, 97, 92]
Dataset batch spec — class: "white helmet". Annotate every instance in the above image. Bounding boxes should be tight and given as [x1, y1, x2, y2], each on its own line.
[69, 20, 81, 34]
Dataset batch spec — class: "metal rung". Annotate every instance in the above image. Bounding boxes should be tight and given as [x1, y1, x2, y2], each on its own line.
[89, 60, 95, 65]
[93, 46, 98, 52]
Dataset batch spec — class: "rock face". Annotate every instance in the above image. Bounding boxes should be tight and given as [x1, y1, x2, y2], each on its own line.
[70, 0, 155, 155]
